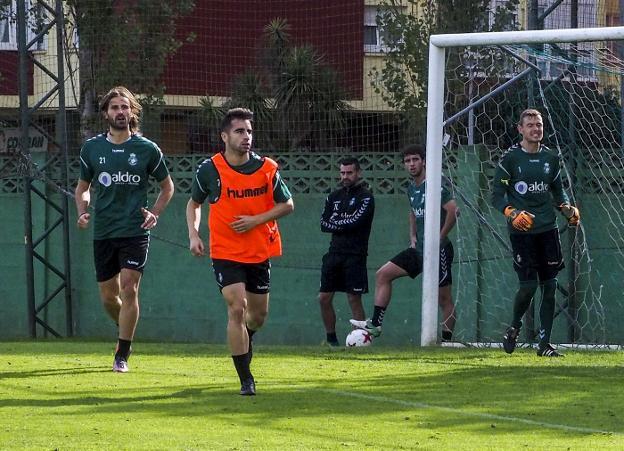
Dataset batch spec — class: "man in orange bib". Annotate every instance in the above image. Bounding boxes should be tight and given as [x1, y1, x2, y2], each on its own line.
[186, 108, 294, 395]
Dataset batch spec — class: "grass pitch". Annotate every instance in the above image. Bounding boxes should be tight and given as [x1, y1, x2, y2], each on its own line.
[0, 341, 622, 450]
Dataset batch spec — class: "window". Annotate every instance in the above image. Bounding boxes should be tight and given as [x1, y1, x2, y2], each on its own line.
[364, 6, 392, 53]
[0, 2, 16, 49]
[0, 1, 47, 51]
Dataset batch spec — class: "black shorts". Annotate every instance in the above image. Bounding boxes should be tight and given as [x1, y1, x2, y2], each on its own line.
[390, 242, 454, 287]
[510, 228, 564, 282]
[319, 252, 369, 294]
[93, 235, 150, 282]
[211, 259, 271, 294]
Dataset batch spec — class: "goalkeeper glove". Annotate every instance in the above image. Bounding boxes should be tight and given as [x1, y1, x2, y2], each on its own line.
[559, 203, 580, 226]
[504, 206, 535, 232]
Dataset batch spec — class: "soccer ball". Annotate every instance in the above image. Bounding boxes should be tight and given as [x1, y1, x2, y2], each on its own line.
[345, 329, 373, 347]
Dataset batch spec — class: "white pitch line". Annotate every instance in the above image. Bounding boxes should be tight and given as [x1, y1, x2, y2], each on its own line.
[319, 388, 622, 436]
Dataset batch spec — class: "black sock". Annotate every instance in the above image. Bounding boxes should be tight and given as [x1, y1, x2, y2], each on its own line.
[512, 281, 538, 328]
[115, 338, 132, 361]
[232, 353, 253, 383]
[538, 280, 557, 348]
[441, 330, 452, 341]
[246, 327, 256, 365]
[371, 306, 386, 327]
[326, 332, 338, 344]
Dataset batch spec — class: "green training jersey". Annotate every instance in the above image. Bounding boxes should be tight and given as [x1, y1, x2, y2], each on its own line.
[191, 151, 292, 205]
[491, 143, 568, 234]
[408, 179, 453, 253]
[79, 133, 170, 240]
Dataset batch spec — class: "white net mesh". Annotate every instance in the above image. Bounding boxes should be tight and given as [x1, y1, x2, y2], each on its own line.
[442, 40, 624, 347]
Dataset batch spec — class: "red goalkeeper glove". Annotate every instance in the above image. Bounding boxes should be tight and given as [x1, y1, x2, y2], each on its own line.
[559, 203, 580, 226]
[504, 206, 535, 232]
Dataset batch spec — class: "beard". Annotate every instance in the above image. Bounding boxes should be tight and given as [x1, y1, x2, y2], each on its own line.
[108, 115, 129, 131]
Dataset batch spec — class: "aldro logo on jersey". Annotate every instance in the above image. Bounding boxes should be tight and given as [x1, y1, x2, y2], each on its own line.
[98, 171, 141, 187]
[412, 206, 425, 218]
[514, 180, 550, 195]
[227, 183, 268, 198]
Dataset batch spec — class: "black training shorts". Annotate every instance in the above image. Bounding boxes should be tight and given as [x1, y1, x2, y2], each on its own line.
[93, 235, 150, 282]
[211, 259, 271, 294]
[319, 252, 369, 294]
[509, 228, 564, 282]
[390, 242, 454, 287]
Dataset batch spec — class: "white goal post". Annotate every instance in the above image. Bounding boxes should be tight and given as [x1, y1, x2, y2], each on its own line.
[422, 26, 624, 346]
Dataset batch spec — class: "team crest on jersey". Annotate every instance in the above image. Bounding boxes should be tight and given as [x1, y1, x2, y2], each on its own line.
[349, 197, 355, 206]
[514, 181, 528, 195]
[543, 162, 550, 174]
[128, 153, 138, 166]
[98, 172, 112, 187]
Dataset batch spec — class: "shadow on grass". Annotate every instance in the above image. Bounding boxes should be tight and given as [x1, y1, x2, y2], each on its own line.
[1, 341, 622, 441]
[1, 366, 111, 379]
[2, 364, 622, 440]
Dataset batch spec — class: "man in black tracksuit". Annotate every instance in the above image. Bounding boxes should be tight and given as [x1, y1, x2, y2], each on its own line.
[319, 157, 375, 346]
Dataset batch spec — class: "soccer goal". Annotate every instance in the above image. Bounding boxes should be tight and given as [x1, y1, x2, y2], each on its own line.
[422, 26, 624, 348]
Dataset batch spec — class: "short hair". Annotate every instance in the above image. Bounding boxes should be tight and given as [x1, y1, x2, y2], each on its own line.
[339, 157, 360, 170]
[99, 86, 142, 133]
[221, 108, 254, 133]
[518, 108, 542, 125]
[402, 144, 426, 161]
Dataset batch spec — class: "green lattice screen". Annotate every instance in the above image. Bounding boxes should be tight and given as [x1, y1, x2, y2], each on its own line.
[0, 152, 411, 196]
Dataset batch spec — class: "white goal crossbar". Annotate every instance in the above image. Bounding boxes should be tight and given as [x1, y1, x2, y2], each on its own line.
[422, 26, 624, 346]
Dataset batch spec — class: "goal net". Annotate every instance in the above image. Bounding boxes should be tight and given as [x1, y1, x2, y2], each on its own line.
[423, 27, 624, 348]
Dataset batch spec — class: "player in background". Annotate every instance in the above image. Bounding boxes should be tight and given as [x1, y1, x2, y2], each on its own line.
[492, 108, 580, 357]
[75, 86, 175, 373]
[186, 108, 294, 395]
[319, 157, 375, 346]
[351, 144, 457, 341]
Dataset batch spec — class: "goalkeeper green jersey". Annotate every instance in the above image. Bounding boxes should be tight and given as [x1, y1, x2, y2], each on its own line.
[408, 179, 453, 252]
[491, 143, 568, 234]
[79, 133, 170, 240]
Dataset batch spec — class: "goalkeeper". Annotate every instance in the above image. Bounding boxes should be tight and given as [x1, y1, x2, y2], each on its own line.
[492, 108, 580, 357]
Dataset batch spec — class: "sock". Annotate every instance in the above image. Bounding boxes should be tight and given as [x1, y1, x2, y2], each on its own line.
[441, 330, 452, 341]
[232, 353, 253, 383]
[371, 305, 387, 327]
[115, 338, 132, 361]
[326, 332, 338, 344]
[511, 280, 538, 329]
[246, 327, 256, 365]
[538, 279, 557, 348]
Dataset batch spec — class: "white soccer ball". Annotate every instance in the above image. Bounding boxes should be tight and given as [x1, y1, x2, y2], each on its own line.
[345, 328, 373, 347]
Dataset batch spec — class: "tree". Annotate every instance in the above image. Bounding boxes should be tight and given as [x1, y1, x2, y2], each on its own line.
[369, 0, 519, 143]
[66, 0, 195, 140]
[199, 17, 351, 152]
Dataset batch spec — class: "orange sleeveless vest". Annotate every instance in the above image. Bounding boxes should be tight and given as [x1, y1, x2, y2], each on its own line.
[208, 153, 283, 263]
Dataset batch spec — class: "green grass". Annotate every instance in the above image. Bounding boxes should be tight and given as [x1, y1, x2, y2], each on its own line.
[0, 341, 622, 450]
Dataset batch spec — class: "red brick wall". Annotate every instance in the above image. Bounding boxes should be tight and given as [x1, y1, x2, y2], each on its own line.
[163, 0, 363, 99]
[0, 52, 33, 95]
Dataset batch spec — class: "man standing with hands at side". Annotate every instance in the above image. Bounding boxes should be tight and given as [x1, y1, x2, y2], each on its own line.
[319, 157, 374, 346]
[492, 108, 580, 357]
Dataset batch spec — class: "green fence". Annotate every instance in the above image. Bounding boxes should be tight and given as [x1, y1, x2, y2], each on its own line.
[1, 151, 623, 345]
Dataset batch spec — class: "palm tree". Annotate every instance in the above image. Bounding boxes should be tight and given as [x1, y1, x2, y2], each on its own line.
[266, 20, 350, 150]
